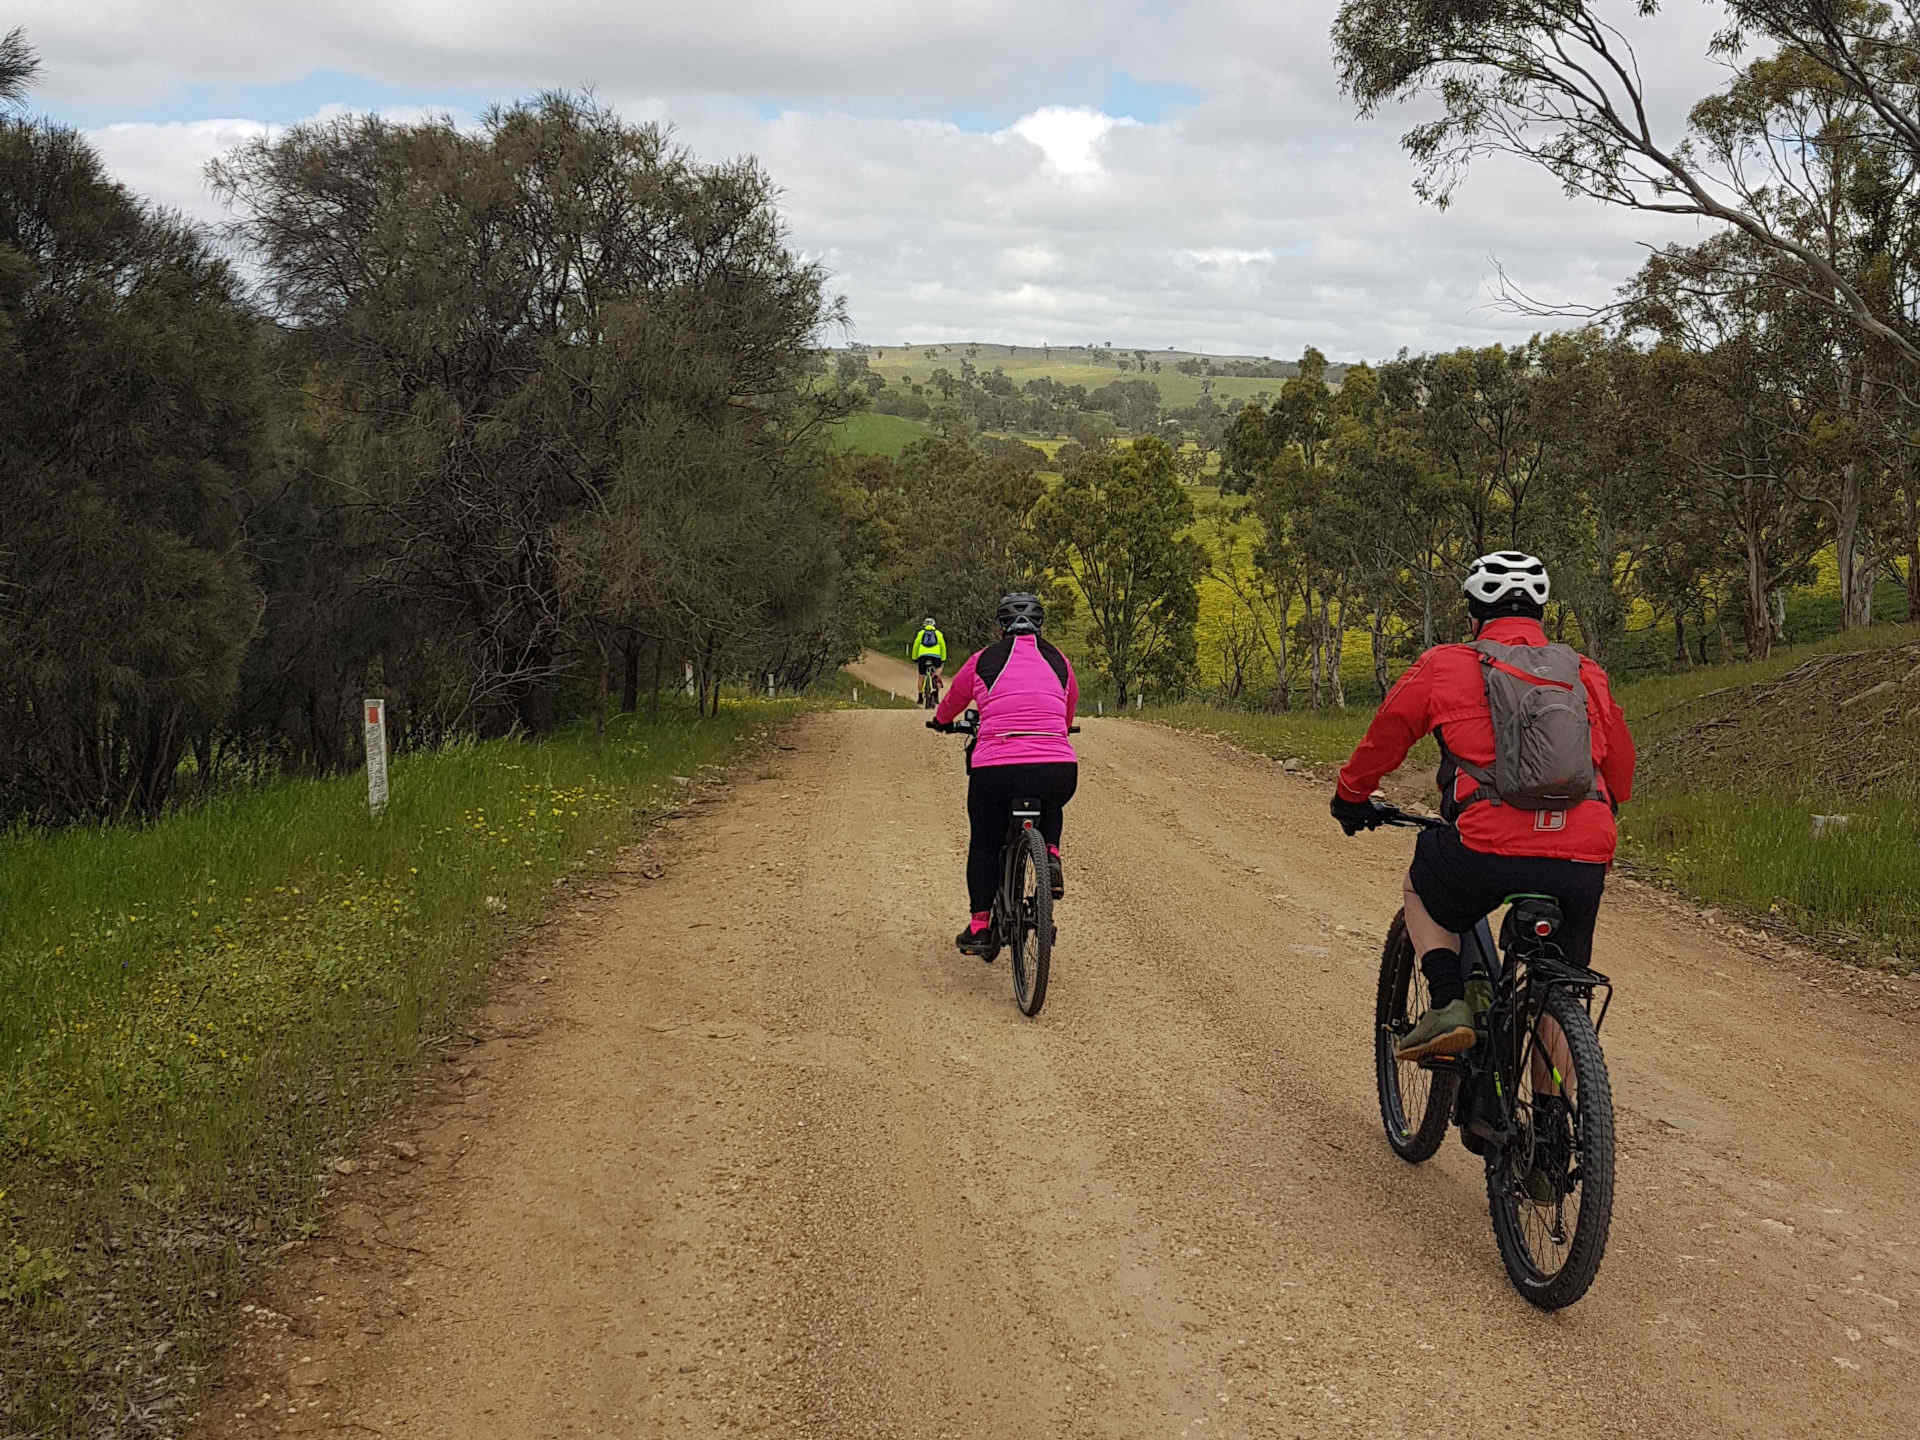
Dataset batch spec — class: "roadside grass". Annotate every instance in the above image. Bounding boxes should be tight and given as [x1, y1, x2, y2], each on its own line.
[1619, 784, 1919, 967]
[0, 699, 802, 1434]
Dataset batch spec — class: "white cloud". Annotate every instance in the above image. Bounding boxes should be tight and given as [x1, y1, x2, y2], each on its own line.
[1007, 107, 1134, 181]
[86, 118, 271, 217]
[49, 1, 1744, 359]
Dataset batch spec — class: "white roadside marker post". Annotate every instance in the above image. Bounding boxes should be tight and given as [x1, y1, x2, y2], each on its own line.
[364, 698, 389, 816]
[767, 673, 775, 698]
[684, 662, 696, 699]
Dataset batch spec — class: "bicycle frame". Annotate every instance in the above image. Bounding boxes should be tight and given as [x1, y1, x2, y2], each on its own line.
[1451, 916, 1613, 1149]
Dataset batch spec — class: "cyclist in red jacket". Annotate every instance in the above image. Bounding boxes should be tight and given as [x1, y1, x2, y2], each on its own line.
[1330, 553, 1636, 1061]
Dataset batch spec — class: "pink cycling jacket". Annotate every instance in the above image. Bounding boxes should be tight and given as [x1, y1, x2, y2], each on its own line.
[934, 634, 1080, 768]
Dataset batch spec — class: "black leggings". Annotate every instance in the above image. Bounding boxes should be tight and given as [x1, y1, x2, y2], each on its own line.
[965, 762, 1078, 913]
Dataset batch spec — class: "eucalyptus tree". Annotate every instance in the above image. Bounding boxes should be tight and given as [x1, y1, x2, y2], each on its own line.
[1035, 436, 1204, 706]
[1527, 329, 1669, 664]
[1629, 234, 1832, 659]
[1332, 0, 1920, 374]
[1688, 39, 1918, 627]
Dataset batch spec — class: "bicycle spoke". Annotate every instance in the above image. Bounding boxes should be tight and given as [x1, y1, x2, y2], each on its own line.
[1512, 1008, 1584, 1274]
[1374, 914, 1459, 1164]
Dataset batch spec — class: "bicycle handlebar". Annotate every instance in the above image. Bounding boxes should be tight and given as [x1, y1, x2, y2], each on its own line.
[926, 717, 1082, 737]
[1364, 799, 1447, 832]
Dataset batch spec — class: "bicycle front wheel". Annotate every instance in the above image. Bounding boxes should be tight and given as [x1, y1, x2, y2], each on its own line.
[1009, 827, 1052, 1016]
[1487, 985, 1616, 1310]
[1374, 911, 1460, 1163]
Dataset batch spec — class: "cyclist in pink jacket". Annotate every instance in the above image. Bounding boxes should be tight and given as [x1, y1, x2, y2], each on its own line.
[932, 593, 1080, 957]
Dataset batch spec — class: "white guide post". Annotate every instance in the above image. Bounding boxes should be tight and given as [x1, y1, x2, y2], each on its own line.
[364, 698, 389, 815]
[684, 662, 696, 698]
[767, 673, 775, 698]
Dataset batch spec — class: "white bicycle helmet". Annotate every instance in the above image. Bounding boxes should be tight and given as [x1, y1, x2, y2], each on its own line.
[923, 617, 937, 628]
[1463, 552, 1550, 608]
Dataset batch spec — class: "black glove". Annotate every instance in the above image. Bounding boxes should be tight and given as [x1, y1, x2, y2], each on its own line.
[1330, 792, 1379, 837]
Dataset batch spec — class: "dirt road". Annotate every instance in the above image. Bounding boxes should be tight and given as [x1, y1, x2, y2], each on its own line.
[844, 648, 923, 700]
[205, 711, 1920, 1438]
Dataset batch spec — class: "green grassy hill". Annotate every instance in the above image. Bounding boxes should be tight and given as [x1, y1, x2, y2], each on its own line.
[829, 411, 932, 458]
[852, 342, 1346, 412]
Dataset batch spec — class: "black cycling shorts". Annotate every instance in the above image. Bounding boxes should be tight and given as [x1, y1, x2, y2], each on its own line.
[916, 655, 942, 674]
[1407, 824, 1607, 968]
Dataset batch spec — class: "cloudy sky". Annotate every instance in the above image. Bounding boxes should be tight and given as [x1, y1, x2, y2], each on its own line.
[17, 1, 1739, 361]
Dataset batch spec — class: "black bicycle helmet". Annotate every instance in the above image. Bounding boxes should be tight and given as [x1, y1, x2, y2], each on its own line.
[995, 592, 1045, 635]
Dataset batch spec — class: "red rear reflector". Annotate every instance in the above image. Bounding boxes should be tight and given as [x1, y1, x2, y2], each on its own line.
[1534, 920, 1552, 936]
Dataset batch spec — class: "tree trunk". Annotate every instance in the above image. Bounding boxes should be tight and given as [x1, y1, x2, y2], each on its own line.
[1835, 461, 1875, 630]
[192, 729, 214, 799]
[1575, 603, 1606, 665]
[1326, 595, 1347, 709]
[1909, 540, 1920, 622]
[1769, 588, 1787, 642]
[593, 648, 609, 745]
[1745, 539, 1773, 662]
[621, 630, 640, 713]
[1371, 604, 1390, 700]
[1673, 609, 1688, 667]
[1307, 594, 1325, 711]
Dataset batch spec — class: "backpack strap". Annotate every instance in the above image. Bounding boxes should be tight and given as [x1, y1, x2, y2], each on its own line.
[1436, 726, 1498, 815]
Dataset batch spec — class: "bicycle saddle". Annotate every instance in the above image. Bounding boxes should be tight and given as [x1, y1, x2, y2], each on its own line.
[1500, 894, 1564, 952]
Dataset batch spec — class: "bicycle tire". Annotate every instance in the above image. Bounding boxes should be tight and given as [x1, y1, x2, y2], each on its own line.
[1010, 826, 1052, 1016]
[1486, 985, 1616, 1310]
[1373, 911, 1460, 1163]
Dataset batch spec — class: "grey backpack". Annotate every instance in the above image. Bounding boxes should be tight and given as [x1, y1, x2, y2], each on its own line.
[1455, 641, 1596, 812]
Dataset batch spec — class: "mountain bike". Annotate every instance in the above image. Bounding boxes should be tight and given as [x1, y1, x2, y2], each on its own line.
[927, 713, 1079, 1017]
[1363, 801, 1618, 1310]
[917, 662, 943, 709]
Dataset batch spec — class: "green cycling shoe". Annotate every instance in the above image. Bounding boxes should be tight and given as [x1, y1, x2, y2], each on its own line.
[1394, 998, 1477, 1062]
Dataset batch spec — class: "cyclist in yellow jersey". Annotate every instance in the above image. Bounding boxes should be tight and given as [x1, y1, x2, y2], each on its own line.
[910, 618, 948, 704]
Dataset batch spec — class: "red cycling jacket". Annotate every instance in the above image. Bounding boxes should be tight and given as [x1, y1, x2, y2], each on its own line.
[1336, 617, 1636, 864]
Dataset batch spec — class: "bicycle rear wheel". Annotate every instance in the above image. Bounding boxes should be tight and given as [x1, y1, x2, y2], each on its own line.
[1374, 911, 1460, 1163]
[1009, 827, 1052, 1016]
[1487, 985, 1616, 1310]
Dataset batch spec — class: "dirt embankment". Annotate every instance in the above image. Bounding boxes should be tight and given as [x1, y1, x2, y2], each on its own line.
[1640, 641, 1920, 796]
[199, 711, 1920, 1439]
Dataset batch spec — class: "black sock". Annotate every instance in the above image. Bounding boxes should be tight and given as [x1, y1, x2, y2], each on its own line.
[1420, 948, 1465, 1008]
